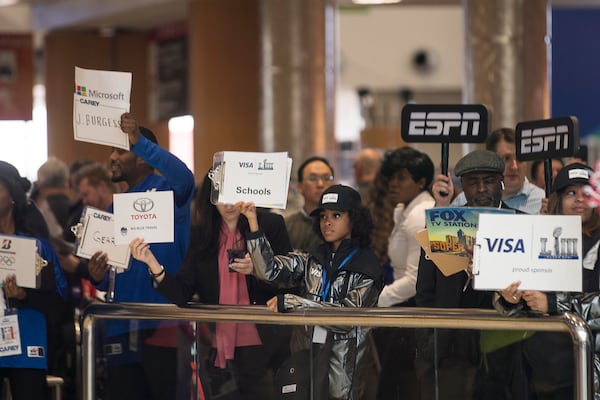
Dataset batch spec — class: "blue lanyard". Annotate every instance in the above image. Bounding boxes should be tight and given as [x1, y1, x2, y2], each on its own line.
[321, 248, 358, 301]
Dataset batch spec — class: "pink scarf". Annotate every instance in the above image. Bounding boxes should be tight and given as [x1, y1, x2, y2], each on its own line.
[214, 222, 261, 368]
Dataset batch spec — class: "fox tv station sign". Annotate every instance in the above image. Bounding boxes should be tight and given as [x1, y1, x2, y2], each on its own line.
[516, 116, 579, 161]
[401, 104, 489, 143]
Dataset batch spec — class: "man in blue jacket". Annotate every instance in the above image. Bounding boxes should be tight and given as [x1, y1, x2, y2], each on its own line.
[88, 113, 195, 400]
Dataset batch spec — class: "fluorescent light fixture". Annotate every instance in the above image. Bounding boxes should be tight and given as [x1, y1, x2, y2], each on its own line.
[352, 0, 402, 4]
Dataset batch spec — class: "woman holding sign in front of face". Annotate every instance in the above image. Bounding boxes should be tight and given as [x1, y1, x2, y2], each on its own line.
[0, 162, 67, 400]
[494, 162, 600, 400]
[129, 172, 293, 400]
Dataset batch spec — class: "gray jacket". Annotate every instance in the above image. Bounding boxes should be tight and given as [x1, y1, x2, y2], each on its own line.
[246, 231, 382, 399]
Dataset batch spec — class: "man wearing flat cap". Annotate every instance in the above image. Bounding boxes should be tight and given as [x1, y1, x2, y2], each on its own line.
[414, 150, 525, 400]
[449, 128, 546, 214]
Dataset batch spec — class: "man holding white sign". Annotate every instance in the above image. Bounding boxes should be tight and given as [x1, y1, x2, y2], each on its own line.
[87, 113, 195, 400]
[415, 150, 524, 400]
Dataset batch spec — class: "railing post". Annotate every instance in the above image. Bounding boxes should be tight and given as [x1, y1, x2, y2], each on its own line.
[82, 314, 96, 400]
[563, 313, 594, 400]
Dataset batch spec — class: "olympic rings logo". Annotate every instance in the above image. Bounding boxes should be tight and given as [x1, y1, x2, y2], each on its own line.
[0, 256, 15, 266]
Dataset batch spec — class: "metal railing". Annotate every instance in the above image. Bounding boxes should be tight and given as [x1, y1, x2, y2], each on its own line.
[81, 303, 594, 400]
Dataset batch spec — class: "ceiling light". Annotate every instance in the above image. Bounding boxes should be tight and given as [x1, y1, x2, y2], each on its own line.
[352, 0, 402, 4]
[0, 0, 18, 6]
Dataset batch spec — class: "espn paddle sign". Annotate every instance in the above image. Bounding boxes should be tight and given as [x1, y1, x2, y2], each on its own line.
[401, 104, 490, 143]
[516, 116, 579, 161]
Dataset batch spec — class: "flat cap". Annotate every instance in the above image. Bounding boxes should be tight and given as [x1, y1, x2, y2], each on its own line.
[454, 150, 504, 177]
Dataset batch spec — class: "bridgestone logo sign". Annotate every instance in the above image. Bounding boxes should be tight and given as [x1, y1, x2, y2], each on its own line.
[515, 116, 579, 161]
[401, 104, 489, 143]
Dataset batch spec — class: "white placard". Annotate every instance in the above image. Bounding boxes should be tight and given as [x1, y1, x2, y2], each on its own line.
[112, 191, 174, 245]
[0, 234, 38, 289]
[73, 66, 132, 150]
[212, 151, 291, 209]
[73, 207, 131, 269]
[473, 214, 582, 292]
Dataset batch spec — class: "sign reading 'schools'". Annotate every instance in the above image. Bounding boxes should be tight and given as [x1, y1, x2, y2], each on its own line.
[112, 191, 174, 245]
[211, 152, 291, 209]
[473, 214, 582, 292]
[401, 104, 489, 143]
[73, 66, 132, 150]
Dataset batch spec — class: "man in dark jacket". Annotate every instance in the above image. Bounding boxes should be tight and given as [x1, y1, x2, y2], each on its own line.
[415, 150, 524, 400]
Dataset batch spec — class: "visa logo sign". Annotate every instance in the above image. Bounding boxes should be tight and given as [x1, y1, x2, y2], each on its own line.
[238, 162, 254, 168]
[484, 238, 525, 253]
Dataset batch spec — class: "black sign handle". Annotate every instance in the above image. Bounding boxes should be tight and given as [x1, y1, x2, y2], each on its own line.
[441, 142, 449, 175]
[544, 158, 552, 198]
[440, 142, 450, 197]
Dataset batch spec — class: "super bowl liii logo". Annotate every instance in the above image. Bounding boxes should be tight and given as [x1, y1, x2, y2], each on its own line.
[538, 227, 579, 260]
[238, 158, 275, 171]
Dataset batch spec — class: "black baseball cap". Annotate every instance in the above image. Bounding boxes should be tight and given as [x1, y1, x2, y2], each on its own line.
[310, 184, 362, 216]
[551, 162, 591, 194]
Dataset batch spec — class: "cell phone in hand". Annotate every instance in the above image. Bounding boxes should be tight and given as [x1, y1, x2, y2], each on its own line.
[227, 248, 247, 272]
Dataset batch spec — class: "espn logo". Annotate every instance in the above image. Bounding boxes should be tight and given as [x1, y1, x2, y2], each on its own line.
[516, 116, 578, 161]
[401, 104, 489, 143]
[407, 112, 481, 137]
[520, 126, 569, 154]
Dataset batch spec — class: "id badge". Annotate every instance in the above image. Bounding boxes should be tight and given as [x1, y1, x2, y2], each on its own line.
[0, 313, 21, 357]
[312, 325, 327, 344]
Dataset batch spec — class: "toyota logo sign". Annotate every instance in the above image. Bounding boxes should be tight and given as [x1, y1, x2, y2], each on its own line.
[133, 198, 155, 213]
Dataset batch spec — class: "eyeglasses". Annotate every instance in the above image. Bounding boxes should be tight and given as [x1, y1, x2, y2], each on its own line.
[304, 174, 334, 183]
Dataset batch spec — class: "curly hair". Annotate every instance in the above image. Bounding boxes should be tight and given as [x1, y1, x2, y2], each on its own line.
[364, 171, 395, 265]
[311, 205, 374, 248]
[380, 147, 434, 190]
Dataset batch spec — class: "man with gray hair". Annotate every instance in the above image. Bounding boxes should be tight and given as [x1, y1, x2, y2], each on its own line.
[35, 157, 72, 238]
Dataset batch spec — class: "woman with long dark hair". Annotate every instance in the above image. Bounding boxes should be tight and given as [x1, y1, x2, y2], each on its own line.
[496, 163, 600, 399]
[130, 172, 292, 399]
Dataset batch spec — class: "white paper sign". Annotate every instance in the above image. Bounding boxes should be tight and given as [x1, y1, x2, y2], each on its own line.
[212, 151, 291, 209]
[0, 234, 38, 289]
[112, 191, 174, 245]
[73, 66, 132, 150]
[473, 214, 582, 292]
[73, 207, 131, 269]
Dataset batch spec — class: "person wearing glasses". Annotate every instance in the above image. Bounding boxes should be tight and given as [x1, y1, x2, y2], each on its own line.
[285, 156, 335, 251]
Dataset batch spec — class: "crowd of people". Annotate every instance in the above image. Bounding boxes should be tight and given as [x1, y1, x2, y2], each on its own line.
[1, 113, 598, 400]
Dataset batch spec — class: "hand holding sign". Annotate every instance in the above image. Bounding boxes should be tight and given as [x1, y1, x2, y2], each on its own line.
[120, 113, 141, 146]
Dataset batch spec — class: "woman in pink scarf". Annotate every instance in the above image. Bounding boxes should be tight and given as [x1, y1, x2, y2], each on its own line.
[130, 173, 293, 400]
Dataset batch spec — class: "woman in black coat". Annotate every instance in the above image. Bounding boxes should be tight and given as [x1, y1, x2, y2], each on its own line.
[131, 173, 292, 400]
